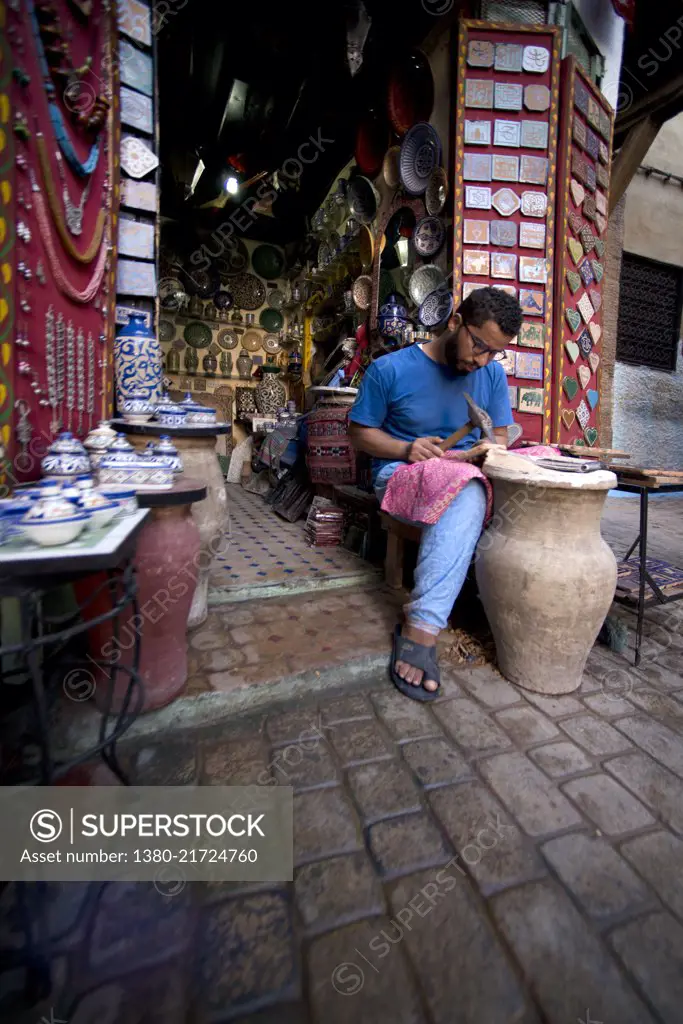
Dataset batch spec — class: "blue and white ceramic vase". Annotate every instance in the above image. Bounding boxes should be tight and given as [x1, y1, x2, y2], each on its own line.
[114, 312, 163, 414]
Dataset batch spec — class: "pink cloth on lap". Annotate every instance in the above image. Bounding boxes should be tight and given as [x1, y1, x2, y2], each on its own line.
[380, 445, 560, 525]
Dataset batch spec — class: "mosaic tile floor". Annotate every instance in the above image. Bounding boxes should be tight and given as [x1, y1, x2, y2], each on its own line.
[211, 485, 376, 591]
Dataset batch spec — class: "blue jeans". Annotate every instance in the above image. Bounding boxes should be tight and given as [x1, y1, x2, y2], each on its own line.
[375, 462, 487, 635]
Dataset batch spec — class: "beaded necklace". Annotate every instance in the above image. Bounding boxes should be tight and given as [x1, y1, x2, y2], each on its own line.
[36, 132, 105, 262]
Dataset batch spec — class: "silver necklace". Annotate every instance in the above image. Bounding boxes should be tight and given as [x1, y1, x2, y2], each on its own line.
[66, 321, 75, 432]
[55, 148, 93, 237]
[45, 305, 59, 434]
[76, 327, 85, 433]
[87, 332, 95, 431]
[56, 312, 65, 428]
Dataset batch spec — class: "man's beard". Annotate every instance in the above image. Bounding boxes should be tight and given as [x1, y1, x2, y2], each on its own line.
[443, 333, 472, 376]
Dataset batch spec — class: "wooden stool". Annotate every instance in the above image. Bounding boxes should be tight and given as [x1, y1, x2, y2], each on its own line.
[380, 513, 422, 589]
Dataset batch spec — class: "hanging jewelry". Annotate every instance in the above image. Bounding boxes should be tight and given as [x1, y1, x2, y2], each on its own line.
[76, 327, 85, 433]
[54, 146, 92, 236]
[36, 261, 46, 284]
[30, 169, 109, 303]
[45, 305, 60, 433]
[56, 312, 65, 428]
[36, 134, 104, 262]
[15, 400, 33, 473]
[66, 320, 75, 431]
[87, 332, 95, 431]
[28, 0, 101, 177]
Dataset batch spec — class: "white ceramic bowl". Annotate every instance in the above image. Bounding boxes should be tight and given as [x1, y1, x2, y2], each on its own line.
[85, 501, 120, 530]
[99, 488, 138, 515]
[21, 512, 91, 547]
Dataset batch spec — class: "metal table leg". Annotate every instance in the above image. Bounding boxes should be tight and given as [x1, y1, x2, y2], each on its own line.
[635, 487, 648, 667]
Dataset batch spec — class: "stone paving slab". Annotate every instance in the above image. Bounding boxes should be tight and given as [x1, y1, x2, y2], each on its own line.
[7, 637, 683, 1024]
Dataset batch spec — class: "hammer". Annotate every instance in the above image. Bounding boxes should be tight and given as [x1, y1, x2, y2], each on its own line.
[439, 393, 495, 451]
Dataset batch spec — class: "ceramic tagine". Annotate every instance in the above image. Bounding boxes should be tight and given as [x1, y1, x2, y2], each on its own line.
[150, 435, 183, 474]
[378, 293, 409, 345]
[114, 312, 163, 412]
[255, 366, 287, 416]
[24, 481, 75, 520]
[41, 432, 91, 481]
[84, 421, 117, 469]
[121, 391, 157, 424]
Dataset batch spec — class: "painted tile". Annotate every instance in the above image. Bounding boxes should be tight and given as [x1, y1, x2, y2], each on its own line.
[465, 120, 492, 145]
[494, 119, 521, 147]
[120, 86, 154, 134]
[568, 237, 584, 265]
[492, 155, 520, 182]
[467, 40, 495, 67]
[563, 376, 579, 401]
[566, 270, 581, 294]
[520, 120, 548, 150]
[596, 164, 610, 189]
[562, 408, 576, 429]
[119, 40, 153, 96]
[595, 212, 607, 236]
[490, 220, 517, 247]
[577, 292, 595, 324]
[578, 260, 594, 288]
[120, 135, 159, 178]
[580, 225, 596, 254]
[117, 258, 157, 296]
[573, 116, 587, 149]
[519, 222, 546, 249]
[585, 164, 597, 192]
[465, 186, 492, 209]
[599, 140, 609, 165]
[585, 128, 600, 161]
[491, 252, 517, 279]
[464, 153, 493, 181]
[518, 387, 544, 413]
[519, 155, 548, 184]
[466, 79, 494, 109]
[570, 179, 585, 206]
[578, 364, 591, 390]
[576, 398, 590, 429]
[500, 350, 516, 375]
[118, 216, 155, 259]
[589, 288, 602, 312]
[492, 188, 520, 216]
[564, 340, 580, 363]
[495, 43, 523, 72]
[524, 85, 550, 111]
[568, 210, 583, 234]
[515, 351, 543, 380]
[519, 289, 545, 316]
[582, 196, 597, 222]
[508, 385, 518, 409]
[578, 328, 593, 357]
[565, 307, 581, 333]
[118, 0, 152, 46]
[595, 190, 607, 215]
[589, 351, 600, 373]
[463, 219, 490, 244]
[574, 79, 589, 116]
[519, 256, 547, 284]
[463, 250, 490, 276]
[587, 96, 601, 130]
[523, 46, 550, 73]
[519, 322, 544, 348]
[494, 82, 524, 111]
[120, 179, 158, 212]
[598, 107, 611, 141]
[521, 191, 547, 217]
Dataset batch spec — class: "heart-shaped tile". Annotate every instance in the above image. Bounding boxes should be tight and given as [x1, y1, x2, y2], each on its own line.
[580, 225, 596, 253]
[565, 340, 580, 364]
[595, 212, 607, 235]
[562, 408, 576, 430]
[584, 426, 598, 446]
[587, 389, 599, 410]
[583, 197, 598, 222]
[576, 399, 590, 429]
[590, 288, 602, 311]
[566, 270, 582, 294]
[565, 307, 581, 333]
[578, 329, 593, 357]
[574, 438, 587, 447]
[594, 239, 605, 258]
[568, 211, 583, 235]
[563, 375, 579, 401]
[570, 179, 585, 206]
[591, 260, 604, 282]
[578, 364, 591, 389]
[568, 238, 583, 265]
[589, 322, 601, 345]
[588, 351, 600, 373]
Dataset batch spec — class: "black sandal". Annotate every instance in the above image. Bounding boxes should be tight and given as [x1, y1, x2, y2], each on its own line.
[390, 624, 441, 702]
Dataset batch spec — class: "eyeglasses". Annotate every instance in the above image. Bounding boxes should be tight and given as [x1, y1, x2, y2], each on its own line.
[463, 324, 507, 362]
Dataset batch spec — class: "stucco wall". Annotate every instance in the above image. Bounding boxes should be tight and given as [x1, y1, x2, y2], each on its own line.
[612, 113, 683, 469]
[572, 0, 625, 102]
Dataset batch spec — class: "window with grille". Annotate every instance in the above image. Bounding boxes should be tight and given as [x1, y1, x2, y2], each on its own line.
[616, 253, 683, 371]
[565, 3, 603, 83]
[479, 1, 547, 24]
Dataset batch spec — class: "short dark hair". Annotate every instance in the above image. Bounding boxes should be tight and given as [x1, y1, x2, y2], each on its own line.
[457, 286, 523, 339]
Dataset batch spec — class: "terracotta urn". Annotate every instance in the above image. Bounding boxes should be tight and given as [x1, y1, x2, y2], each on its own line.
[475, 449, 617, 694]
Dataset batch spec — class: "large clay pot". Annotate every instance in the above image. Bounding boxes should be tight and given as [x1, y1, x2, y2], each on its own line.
[475, 451, 617, 694]
[255, 366, 286, 415]
[114, 312, 163, 413]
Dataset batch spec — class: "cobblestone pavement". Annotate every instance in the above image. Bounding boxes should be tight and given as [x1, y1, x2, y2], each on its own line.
[3, 603, 683, 1024]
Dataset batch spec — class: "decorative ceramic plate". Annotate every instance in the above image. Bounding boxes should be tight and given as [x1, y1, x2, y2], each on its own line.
[388, 49, 435, 136]
[214, 239, 249, 277]
[230, 273, 267, 310]
[418, 287, 453, 328]
[408, 263, 446, 306]
[158, 318, 175, 343]
[217, 329, 239, 351]
[242, 330, 263, 353]
[251, 244, 285, 279]
[259, 307, 284, 332]
[184, 265, 219, 298]
[383, 146, 401, 189]
[413, 216, 445, 257]
[158, 277, 187, 310]
[355, 108, 390, 178]
[399, 122, 442, 196]
[425, 166, 449, 216]
[347, 176, 379, 224]
[183, 321, 212, 349]
[263, 334, 281, 354]
[267, 289, 284, 310]
[213, 289, 234, 310]
[352, 275, 373, 310]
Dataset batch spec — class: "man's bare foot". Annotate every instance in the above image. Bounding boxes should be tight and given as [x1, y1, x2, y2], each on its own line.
[395, 623, 440, 692]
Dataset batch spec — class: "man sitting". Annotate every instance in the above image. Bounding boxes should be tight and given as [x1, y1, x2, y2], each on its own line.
[349, 287, 523, 700]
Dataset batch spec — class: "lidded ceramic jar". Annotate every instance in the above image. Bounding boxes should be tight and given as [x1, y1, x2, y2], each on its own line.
[25, 482, 76, 520]
[378, 293, 409, 344]
[114, 311, 162, 412]
[152, 435, 183, 474]
[236, 349, 253, 379]
[255, 366, 286, 416]
[41, 432, 91, 481]
[84, 421, 117, 465]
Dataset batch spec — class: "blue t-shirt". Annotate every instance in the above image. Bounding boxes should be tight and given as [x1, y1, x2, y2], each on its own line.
[349, 344, 512, 480]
